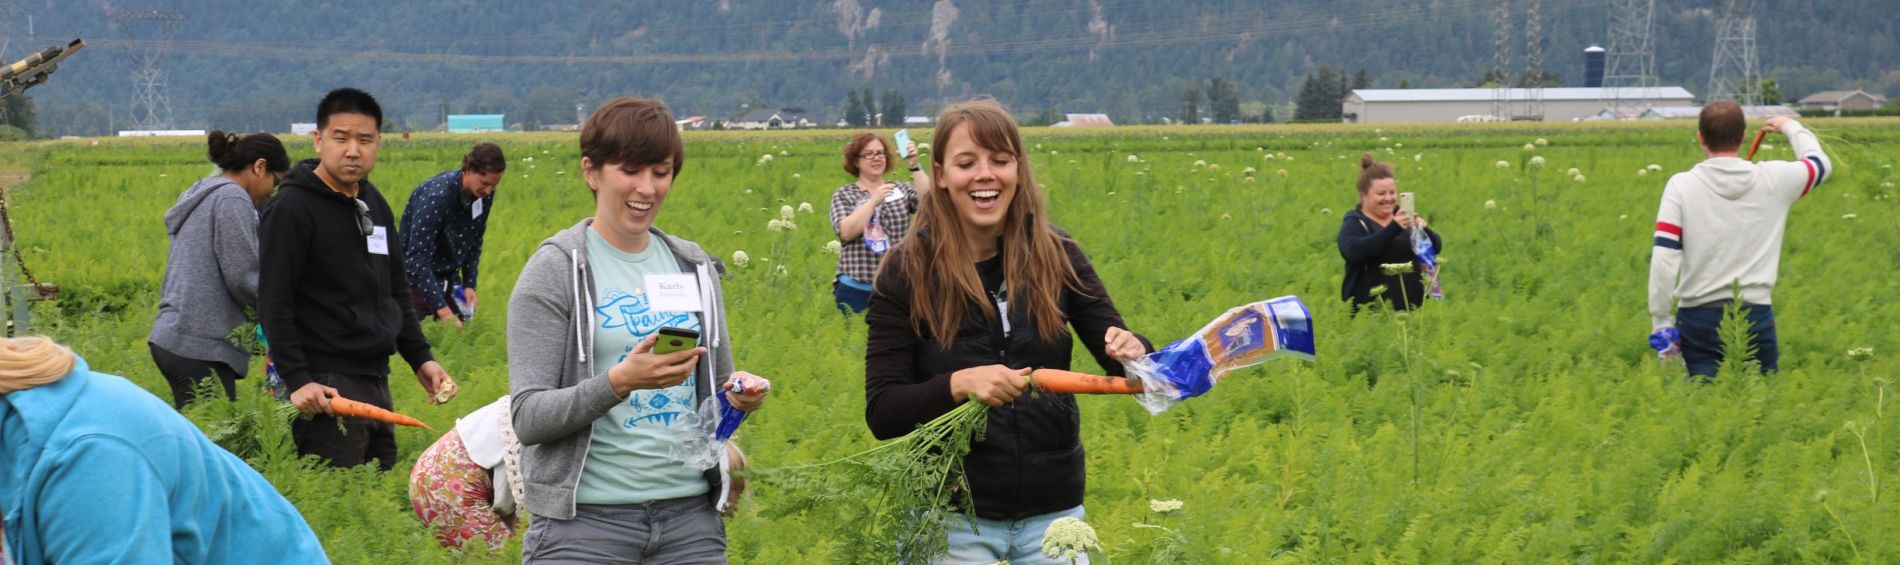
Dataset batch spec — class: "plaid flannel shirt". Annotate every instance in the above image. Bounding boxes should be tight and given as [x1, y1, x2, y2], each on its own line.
[829, 181, 919, 281]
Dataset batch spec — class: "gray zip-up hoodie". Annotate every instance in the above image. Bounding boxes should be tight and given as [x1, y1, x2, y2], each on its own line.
[508, 219, 734, 520]
[148, 175, 260, 375]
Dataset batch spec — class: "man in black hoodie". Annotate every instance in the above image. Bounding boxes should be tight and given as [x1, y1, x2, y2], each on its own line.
[258, 88, 459, 470]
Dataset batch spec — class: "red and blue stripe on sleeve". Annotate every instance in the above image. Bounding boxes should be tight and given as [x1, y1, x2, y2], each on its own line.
[1654, 221, 1682, 250]
[1800, 155, 1829, 198]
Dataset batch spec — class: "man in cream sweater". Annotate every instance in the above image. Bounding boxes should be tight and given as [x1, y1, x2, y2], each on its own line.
[1649, 101, 1830, 378]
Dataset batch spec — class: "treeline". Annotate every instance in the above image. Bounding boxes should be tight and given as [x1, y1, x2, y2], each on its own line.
[7, 0, 1896, 136]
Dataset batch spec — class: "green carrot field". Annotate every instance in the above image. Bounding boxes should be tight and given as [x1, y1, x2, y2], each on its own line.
[5, 119, 1898, 563]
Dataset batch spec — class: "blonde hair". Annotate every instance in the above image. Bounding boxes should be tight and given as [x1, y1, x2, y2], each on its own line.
[0, 336, 77, 393]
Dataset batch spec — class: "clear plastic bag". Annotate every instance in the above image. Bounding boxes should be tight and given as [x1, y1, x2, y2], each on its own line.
[1126, 296, 1316, 414]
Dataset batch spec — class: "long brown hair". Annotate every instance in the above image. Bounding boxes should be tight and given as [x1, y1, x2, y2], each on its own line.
[887, 99, 1079, 347]
[0, 336, 76, 394]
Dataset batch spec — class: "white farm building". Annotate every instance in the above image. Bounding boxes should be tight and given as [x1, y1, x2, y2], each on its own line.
[1342, 87, 1696, 123]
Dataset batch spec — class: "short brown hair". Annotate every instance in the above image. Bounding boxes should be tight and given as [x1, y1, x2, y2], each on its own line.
[581, 97, 684, 174]
[841, 131, 891, 176]
[1355, 152, 1394, 194]
[1699, 101, 1746, 153]
[462, 142, 507, 174]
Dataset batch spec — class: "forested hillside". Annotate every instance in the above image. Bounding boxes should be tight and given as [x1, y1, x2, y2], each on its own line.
[5, 0, 1895, 135]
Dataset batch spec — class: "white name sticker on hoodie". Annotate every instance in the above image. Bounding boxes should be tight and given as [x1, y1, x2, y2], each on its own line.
[367, 226, 389, 255]
[643, 273, 703, 312]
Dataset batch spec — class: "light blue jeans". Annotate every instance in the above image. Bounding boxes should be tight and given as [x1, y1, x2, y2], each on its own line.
[936, 505, 1090, 565]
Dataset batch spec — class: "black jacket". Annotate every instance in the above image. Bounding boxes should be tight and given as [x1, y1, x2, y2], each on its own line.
[864, 232, 1150, 520]
[258, 159, 433, 391]
[1337, 206, 1443, 312]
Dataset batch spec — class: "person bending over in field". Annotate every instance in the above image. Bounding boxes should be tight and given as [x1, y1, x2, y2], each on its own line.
[508, 97, 770, 564]
[863, 99, 1151, 565]
[1648, 103, 1830, 379]
[1336, 152, 1442, 314]
[828, 131, 930, 313]
[399, 142, 506, 327]
[259, 87, 459, 470]
[0, 336, 327, 564]
[149, 130, 289, 407]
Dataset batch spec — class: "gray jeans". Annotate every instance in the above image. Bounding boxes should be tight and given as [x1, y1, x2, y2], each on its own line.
[521, 496, 727, 564]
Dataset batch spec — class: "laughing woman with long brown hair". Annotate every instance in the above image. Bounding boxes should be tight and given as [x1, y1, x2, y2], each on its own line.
[862, 99, 1151, 564]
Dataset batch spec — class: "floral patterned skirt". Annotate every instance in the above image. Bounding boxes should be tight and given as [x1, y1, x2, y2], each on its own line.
[408, 430, 516, 552]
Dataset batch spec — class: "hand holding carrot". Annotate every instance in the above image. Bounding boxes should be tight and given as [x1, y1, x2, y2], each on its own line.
[417, 360, 458, 405]
[1104, 327, 1147, 362]
[950, 365, 1030, 406]
[608, 334, 705, 397]
[289, 382, 340, 416]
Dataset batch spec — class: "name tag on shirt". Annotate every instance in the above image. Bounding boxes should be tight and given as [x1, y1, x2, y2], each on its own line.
[471, 199, 485, 219]
[367, 226, 389, 255]
[644, 273, 704, 312]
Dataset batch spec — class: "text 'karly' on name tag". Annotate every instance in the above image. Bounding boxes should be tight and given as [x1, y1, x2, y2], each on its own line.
[368, 226, 389, 255]
[643, 273, 704, 312]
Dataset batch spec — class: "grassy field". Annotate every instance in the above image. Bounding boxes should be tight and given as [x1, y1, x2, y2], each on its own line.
[4, 118, 1898, 563]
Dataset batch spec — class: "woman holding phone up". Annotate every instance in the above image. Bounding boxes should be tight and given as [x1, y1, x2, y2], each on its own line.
[1337, 152, 1443, 313]
[507, 97, 769, 563]
[864, 100, 1151, 564]
[828, 131, 932, 313]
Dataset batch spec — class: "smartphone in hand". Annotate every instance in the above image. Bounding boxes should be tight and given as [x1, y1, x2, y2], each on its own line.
[1398, 192, 1416, 217]
[652, 326, 701, 355]
[893, 129, 914, 158]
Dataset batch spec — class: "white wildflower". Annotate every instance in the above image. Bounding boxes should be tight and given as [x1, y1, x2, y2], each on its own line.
[1381, 262, 1415, 275]
[1149, 499, 1185, 514]
[1264, 153, 1276, 161]
[1320, 207, 1333, 215]
[1484, 199, 1497, 209]
[780, 205, 796, 221]
[1041, 517, 1100, 561]
[798, 202, 814, 214]
[823, 240, 842, 254]
[1496, 160, 1510, 170]
[1646, 164, 1662, 172]
[731, 250, 750, 267]
[1523, 143, 1536, 152]
[1528, 156, 1546, 169]
[1573, 174, 1586, 183]
[1369, 284, 1388, 296]
[1208, 163, 1221, 172]
[778, 150, 789, 156]
[1842, 213, 1858, 220]
[1050, 150, 1059, 156]
[774, 264, 788, 277]
[1276, 169, 1288, 179]
[792, 173, 802, 180]
[1566, 168, 1580, 177]
[1127, 154, 1140, 163]
[1638, 169, 1649, 176]
[1193, 159, 1207, 168]
[522, 156, 535, 163]
[1414, 154, 1423, 162]
[1846, 347, 1875, 361]
[767, 219, 785, 232]
[1534, 138, 1548, 146]
[1242, 167, 1257, 176]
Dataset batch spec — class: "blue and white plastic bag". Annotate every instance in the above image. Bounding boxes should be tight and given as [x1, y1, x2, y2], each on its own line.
[1125, 296, 1317, 414]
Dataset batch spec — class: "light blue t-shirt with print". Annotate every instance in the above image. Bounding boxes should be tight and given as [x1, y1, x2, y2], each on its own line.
[576, 228, 709, 504]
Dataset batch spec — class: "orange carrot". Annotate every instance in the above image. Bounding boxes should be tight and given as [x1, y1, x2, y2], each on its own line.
[1028, 369, 1145, 395]
[1746, 128, 1768, 161]
[327, 396, 432, 430]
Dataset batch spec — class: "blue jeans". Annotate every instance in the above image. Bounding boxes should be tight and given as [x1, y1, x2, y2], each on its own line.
[936, 505, 1089, 565]
[521, 497, 726, 564]
[834, 275, 872, 314]
[1677, 303, 1779, 379]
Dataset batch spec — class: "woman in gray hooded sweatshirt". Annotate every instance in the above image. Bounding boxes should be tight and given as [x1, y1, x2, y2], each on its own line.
[148, 131, 289, 407]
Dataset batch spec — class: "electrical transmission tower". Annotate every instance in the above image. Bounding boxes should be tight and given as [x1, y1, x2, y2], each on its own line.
[1520, 0, 1544, 119]
[1601, 0, 1659, 117]
[1490, 0, 1513, 120]
[1490, 0, 1546, 120]
[1706, 0, 1760, 105]
[108, 8, 185, 131]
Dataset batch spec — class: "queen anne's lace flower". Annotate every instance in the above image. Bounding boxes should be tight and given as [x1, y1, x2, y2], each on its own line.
[1041, 517, 1100, 561]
